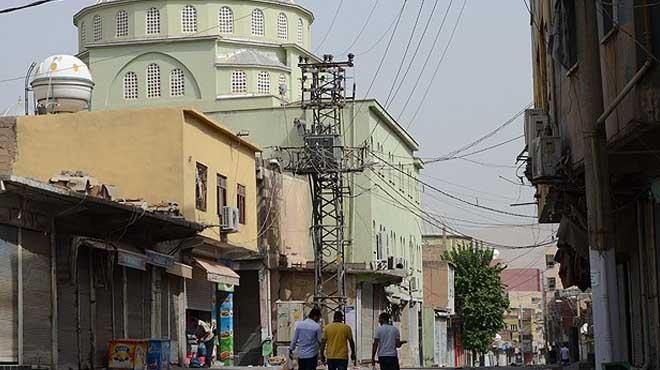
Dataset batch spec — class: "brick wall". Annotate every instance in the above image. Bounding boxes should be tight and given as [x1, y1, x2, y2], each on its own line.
[0, 117, 17, 175]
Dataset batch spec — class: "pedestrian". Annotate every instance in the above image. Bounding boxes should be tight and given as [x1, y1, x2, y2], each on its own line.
[371, 312, 406, 370]
[560, 343, 570, 367]
[194, 317, 215, 368]
[321, 311, 357, 370]
[289, 307, 323, 370]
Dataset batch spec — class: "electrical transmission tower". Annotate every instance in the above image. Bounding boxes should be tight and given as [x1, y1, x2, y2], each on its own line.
[278, 54, 365, 313]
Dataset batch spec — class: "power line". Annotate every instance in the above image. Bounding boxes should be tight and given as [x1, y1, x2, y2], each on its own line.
[383, 0, 427, 107]
[370, 151, 537, 218]
[314, 0, 345, 53]
[337, 0, 380, 55]
[403, 0, 468, 127]
[0, 0, 59, 14]
[385, 0, 443, 109]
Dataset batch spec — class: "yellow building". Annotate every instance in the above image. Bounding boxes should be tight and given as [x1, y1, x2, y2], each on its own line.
[6, 107, 260, 249]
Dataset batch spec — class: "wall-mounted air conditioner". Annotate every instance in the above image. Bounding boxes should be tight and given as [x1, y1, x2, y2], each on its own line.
[532, 136, 561, 181]
[524, 109, 549, 156]
[221, 206, 240, 233]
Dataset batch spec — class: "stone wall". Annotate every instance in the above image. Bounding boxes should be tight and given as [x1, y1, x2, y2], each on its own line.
[0, 117, 17, 175]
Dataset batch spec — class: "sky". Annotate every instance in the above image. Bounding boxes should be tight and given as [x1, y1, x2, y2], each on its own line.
[0, 0, 555, 269]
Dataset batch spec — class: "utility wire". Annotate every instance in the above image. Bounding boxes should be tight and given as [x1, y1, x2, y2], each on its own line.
[404, 0, 468, 127]
[370, 150, 537, 218]
[337, 0, 380, 55]
[314, 0, 345, 53]
[383, 0, 427, 107]
[0, 0, 59, 14]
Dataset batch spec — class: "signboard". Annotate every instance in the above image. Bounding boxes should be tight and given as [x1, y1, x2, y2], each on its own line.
[118, 250, 147, 271]
[218, 291, 234, 366]
[145, 250, 174, 268]
[108, 340, 147, 369]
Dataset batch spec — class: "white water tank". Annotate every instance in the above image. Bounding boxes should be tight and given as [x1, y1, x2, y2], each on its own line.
[30, 55, 94, 114]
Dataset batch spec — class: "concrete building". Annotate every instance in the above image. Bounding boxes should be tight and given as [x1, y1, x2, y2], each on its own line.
[0, 175, 203, 369]
[422, 234, 456, 368]
[66, 0, 426, 366]
[0, 108, 265, 366]
[526, 1, 660, 368]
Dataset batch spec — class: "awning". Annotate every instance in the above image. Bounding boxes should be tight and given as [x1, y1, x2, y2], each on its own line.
[195, 258, 240, 286]
[167, 262, 193, 279]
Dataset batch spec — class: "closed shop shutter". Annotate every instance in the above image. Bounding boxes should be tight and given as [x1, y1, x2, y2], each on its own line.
[0, 225, 18, 363]
[127, 267, 149, 339]
[187, 266, 212, 312]
[359, 283, 373, 361]
[21, 229, 52, 365]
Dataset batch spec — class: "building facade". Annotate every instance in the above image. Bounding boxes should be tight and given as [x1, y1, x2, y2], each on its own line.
[526, 1, 660, 368]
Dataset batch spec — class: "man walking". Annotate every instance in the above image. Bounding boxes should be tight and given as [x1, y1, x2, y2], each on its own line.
[371, 312, 406, 370]
[321, 311, 356, 370]
[289, 307, 323, 370]
[560, 343, 570, 367]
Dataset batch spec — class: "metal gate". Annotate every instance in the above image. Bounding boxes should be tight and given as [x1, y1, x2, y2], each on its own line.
[0, 225, 18, 363]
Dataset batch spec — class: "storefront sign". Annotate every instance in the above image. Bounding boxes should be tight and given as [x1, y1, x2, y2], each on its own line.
[118, 250, 147, 271]
[145, 249, 174, 268]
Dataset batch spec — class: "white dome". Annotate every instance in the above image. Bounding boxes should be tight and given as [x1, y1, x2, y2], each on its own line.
[96, 0, 295, 3]
[33, 55, 93, 82]
[31, 55, 94, 114]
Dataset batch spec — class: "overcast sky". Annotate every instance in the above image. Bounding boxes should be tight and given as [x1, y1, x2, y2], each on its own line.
[0, 0, 555, 269]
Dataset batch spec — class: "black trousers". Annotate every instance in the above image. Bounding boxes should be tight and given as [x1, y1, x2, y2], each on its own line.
[299, 356, 318, 370]
[327, 359, 349, 370]
[379, 356, 400, 370]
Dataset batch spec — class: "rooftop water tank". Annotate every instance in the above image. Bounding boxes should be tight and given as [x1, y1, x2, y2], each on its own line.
[30, 55, 94, 114]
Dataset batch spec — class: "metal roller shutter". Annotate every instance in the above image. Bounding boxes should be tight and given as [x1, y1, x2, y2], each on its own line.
[359, 283, 374, 361]
[0, 225, 18, 363]
[126, 267, 148, 339]
[21, 229, 51, 365]
[187, 266, 212, 312]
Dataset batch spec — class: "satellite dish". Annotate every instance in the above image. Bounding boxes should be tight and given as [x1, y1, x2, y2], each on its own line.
[30, 55, 95, 114]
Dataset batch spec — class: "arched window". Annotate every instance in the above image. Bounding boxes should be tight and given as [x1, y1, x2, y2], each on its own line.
[278, 74, 287, 96]
[297, 18, 304, 45]
[146, 8, 160, 35]
[181, 5, 197, 33]
[123, 72, 138, 100]
[257, 71, 270, 95]
[93, 15, 103, 41]
[251, 9, 264, 36]
[80, 21, 86, 45]
[170, 69, 185, 97]
[218, 6, 233, 34]
[277, 13, 288, 40]
[231, 71, 247, 94]
[116, 10, 128, 37]
[146, 64, 161, 98]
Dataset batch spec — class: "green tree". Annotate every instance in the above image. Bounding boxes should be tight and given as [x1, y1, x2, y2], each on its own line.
[442, 243, 509, 365]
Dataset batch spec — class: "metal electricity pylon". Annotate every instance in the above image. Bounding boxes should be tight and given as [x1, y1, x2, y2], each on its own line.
[278, 54, 365, 313]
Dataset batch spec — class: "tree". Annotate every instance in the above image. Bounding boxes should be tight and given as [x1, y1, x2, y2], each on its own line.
[443, 242, 509, 365]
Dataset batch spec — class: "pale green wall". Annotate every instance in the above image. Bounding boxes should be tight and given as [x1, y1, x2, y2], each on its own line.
[422, 308, 435, 367]
[75, 0, 313, 110]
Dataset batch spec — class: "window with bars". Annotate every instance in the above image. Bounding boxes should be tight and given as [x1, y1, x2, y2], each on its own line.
[80, 21, 86, 45]
[123, 72, 138, 100]
[297, 18, 304, 44]
[181, 5, 197, 33]
[231, 71, 247, 94]
[169, 69, 185, 97]
[219, 6, 233, 34]
[196, 163, 208, 211]
[93, 15, 102, 41]
[547, 277, 557, 290]
[116, 10, 128, 37]
[257, 71, 270, 95]
[146, 64, 161, 98]
[251, 8, 264, 36]
[277, 13, 288, 40]
[237, 184, 246, 225]
[146, 8, 160, 35]
[217, 174, 227, 221]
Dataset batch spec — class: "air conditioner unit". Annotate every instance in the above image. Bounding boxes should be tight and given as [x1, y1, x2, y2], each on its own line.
[394, 257, 408, 270]
[524, 109, 549, 155]
[532, 136, 561, 182]
[221, 206, 240, 233]
[371, 259, 388, 271]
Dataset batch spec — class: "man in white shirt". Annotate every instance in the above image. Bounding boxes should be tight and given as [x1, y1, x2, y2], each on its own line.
[371, 312, 406, 370]
[289, 307, 323, 370]
[560, 344, 570, 366]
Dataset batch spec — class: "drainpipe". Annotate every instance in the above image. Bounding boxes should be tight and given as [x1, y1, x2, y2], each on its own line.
[637, 201, 650, 370]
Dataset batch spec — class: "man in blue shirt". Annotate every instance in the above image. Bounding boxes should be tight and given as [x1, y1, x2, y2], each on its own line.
[289, 307, 323, 370]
